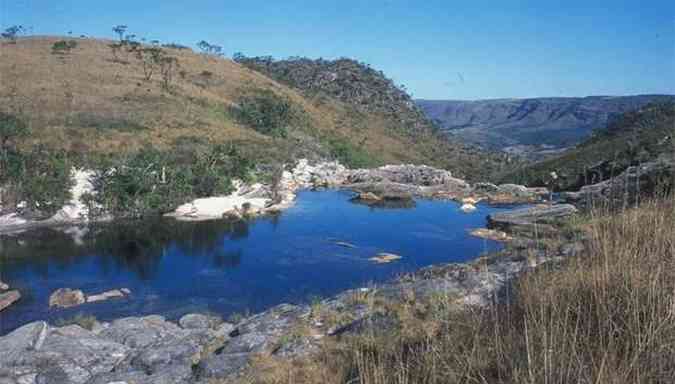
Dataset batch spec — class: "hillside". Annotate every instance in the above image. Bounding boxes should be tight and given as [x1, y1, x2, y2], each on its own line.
[417, 95, 674, 155]
[0, 37, 502, 178]
[497, 102, 675, 190]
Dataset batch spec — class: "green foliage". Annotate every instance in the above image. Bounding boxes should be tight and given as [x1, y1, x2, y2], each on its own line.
[94, 144, 254, 217]
[1, 25, 23, 43]
[0, 146, 73, 216]
[325, 136, 380, 168]
[231, 89, 301, 138]
[51, 40, 78, 55]
[0, 112, 29, 151]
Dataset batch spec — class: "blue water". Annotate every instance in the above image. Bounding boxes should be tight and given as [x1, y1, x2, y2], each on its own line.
[0, 190, 517, 334]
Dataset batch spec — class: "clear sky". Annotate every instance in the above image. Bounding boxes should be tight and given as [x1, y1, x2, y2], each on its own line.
[2, 0, 674, 100]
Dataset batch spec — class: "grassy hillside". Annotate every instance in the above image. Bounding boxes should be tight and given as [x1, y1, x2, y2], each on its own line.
[498, 102, 675, 190]
[0, 37, 502, 176]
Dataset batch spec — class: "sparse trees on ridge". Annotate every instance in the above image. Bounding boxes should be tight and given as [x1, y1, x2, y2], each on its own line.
[1, 25, 24, 43]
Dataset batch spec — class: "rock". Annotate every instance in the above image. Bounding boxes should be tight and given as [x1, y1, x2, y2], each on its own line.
[460, 203, 477, 213]
[194, 352, 250, 381]
[356, 191, 381, 201]
[473, 182, 500, 193]
[98, 315, 189, 349]
[461, 197, 479, 205]
[488, 204, 578, 230]
[49, 288, 85, 308]
[369, 253, 402, 264]
[347, 164, 463, 187]
[0, 290, 20, 312]
[0, 280, 9, 290]
[0, 322, 129, 384]
[470, 228, 513, 242]
[178, 313, 221, 330]
[333, 241, 356, 249]
[86, 289, 130, 303]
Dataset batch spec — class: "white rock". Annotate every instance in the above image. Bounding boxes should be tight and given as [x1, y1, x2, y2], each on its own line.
[460, 203, 477, 213]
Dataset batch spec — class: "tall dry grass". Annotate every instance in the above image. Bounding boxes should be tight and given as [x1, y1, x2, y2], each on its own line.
[245, 195, 675, 384]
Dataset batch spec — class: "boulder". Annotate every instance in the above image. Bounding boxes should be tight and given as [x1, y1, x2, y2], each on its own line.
[49, 288, 85, 308]
[86, 289, 130, 303]
[460, 203, 477, 213]
[0, 290, 20, 312]
[347, 164, 463, 187]
[488, 204, 578, 230]
[0, 322, 129, 384]
[0, 280, 9, 290]
[178, 313, 222, 330]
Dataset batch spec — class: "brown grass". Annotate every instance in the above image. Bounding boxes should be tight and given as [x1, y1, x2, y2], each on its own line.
[241, 195, 675, 383]
[0, 36, 464, 169]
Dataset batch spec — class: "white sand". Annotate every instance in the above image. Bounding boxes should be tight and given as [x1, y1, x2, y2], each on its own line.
[50, 169, 97, 222]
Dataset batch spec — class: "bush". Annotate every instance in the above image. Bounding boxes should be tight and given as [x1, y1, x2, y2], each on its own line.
[0, 112, 28, 152]
[325, 137, 379, 168]
[94, 144, 254, 217]
[51, 40, 78, 55]
[0, 146, 73, 216]
[231, 89, 301, 138]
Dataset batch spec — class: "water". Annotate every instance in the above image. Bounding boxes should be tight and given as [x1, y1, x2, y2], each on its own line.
[0, 190, 518, 334]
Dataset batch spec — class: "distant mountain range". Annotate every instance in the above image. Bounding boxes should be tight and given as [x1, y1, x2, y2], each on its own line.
[416, 95, 675, 156]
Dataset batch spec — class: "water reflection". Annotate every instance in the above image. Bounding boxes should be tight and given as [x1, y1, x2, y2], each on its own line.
[0, 190, 516, 335]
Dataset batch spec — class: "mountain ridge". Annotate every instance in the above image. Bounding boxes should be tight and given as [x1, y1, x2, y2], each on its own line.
[416, 95, 675, 155]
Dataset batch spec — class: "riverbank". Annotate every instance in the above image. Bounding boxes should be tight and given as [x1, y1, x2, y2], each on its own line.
[0, 200, 584, 384]
[0, 160, 549, 235]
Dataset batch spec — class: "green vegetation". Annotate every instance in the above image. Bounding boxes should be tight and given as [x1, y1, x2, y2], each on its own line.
[0, 112, 28, 153]
[0, 145, 74, 217]
[500, 102, 675, 190]
[247, 195, 675, 384]
[51, 40, 78, 55]
[93, 144, 253, 217]
[324, 136, 380, 168]
[231, 89, 303, 138]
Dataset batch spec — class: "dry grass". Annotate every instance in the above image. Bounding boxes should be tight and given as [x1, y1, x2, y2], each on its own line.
[0, 36, 465, 169]
[242, 195, 675, 383]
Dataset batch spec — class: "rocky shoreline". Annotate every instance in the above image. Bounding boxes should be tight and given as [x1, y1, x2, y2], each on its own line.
[0, 161, 586, 384]
[0, 200, 581, 383]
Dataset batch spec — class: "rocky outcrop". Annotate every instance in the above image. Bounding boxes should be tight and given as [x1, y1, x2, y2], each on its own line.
[0, 280, 9, 291]
[488, 204, 578, 233]
[0, 290, 20, 312]
[86, 288, 131, 303]
[49, 288, 86, 308]
[562, 160, 674, 209]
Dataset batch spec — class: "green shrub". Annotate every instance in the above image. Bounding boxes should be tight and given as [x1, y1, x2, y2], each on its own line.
[51, 40, 78, 55]
[231, 89, 301, 138]
[325, 137, 380, 168]
[0, 112, 28, 152]
[0, 145, 73, 216]
[94, 144, 254, 217]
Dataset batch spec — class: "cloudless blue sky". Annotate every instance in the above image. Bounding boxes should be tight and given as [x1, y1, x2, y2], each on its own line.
[2, 0, 673, 99]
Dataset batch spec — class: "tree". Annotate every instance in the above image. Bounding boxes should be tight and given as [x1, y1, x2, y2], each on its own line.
[1, 25, 24, 43]
[197, 40, 224, 57]
[112, 25, 127, 41]
[0, 113, 28, 153]
[51, 40, 78, 55]
[159, 56, 178, 91]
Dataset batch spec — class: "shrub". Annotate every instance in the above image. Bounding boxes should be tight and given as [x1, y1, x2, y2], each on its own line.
[231, 89, 301, 138]
[325, 137, 379, 168]
[94, 144, 254, 217]
[51, 40, 78, 55]
[0, 146, 73, 217]
[0, 112, 28, 152]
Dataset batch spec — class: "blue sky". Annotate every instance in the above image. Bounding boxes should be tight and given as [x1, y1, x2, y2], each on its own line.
[2, 0, 673, 100]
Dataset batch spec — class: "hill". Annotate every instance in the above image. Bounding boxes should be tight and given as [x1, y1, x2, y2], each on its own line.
[497, 102, 675, 190]
[416, 95, 674, 155]
[0, 36, 507, 217]
[0, 37, 502, 176]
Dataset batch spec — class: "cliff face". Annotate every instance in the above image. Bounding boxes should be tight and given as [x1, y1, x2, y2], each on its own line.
[416, 95, 674, 153]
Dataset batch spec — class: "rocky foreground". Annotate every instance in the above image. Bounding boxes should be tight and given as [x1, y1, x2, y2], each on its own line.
[0, 200, 581, 383]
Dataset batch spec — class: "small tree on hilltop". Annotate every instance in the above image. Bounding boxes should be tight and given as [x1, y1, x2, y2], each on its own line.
[112, 25, 127, 41]
[1, 25, 24, 44]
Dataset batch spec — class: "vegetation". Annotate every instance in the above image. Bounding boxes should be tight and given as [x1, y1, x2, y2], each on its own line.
[243, 194, 675, 384]
[51, 40, 78, 55]
[1, 25, 24, 43]
[230, 89, 303, 138]
[0, 145, 73, 217]
[500, 102, 675, 190]
[92, 144, 253, 217]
